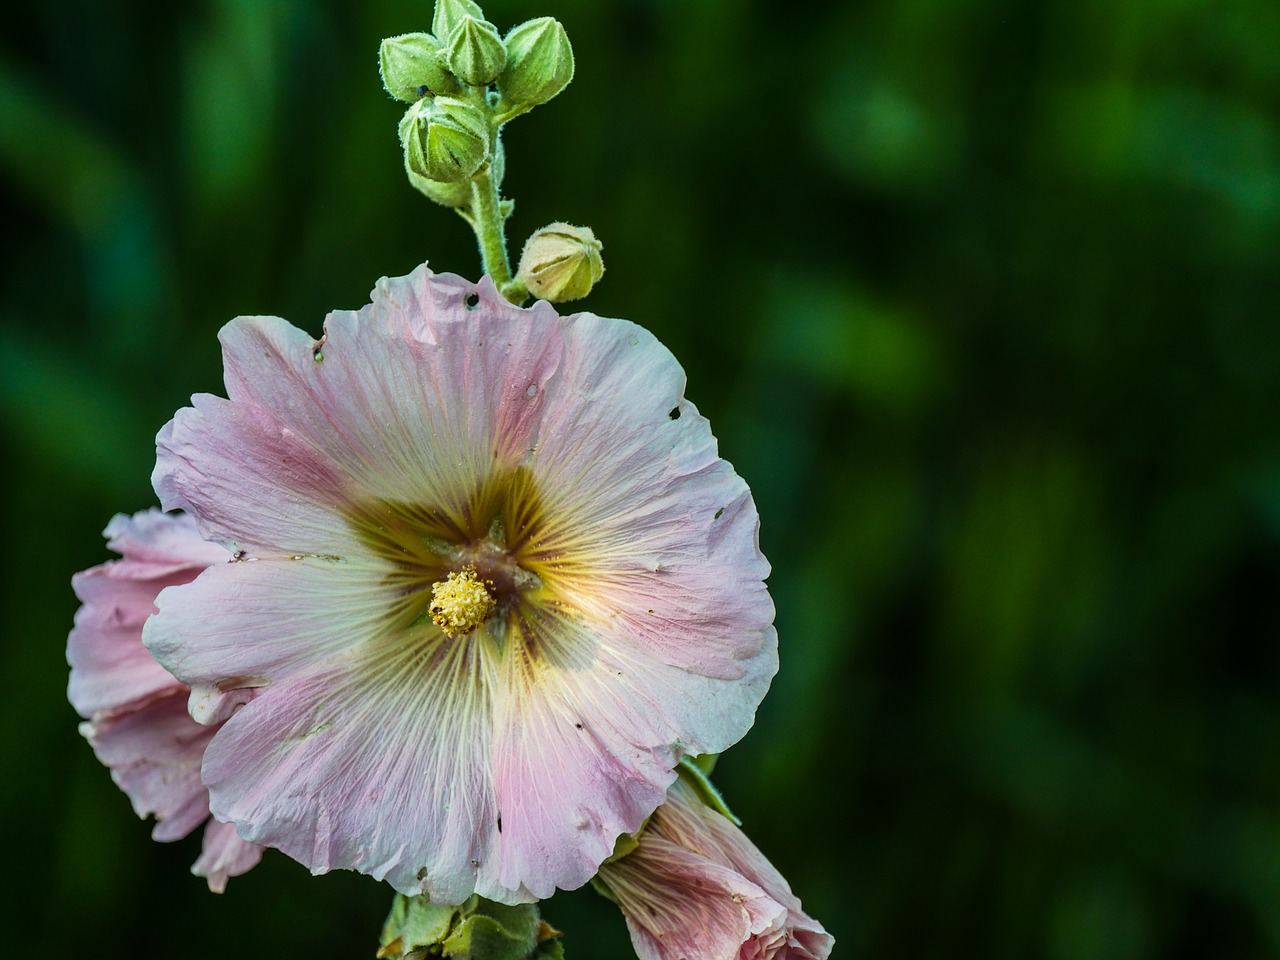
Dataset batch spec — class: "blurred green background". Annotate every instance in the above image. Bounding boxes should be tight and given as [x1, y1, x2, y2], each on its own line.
[3, 0, 1279, 956]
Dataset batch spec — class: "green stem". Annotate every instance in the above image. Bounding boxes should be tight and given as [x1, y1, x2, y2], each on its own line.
[468, 162, 528, 305]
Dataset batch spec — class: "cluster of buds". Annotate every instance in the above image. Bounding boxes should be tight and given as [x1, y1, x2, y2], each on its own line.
[381, 0, 600, 302]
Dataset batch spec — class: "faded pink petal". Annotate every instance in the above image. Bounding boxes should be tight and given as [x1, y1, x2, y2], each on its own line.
[195, 819, 265, 894]
[68, 510, 264, 890]
[146, 264, 777, 904]
[598, 778, 833, 960]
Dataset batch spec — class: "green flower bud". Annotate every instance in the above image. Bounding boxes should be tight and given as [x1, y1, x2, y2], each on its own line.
[499, 18, 574, 111]
[379, 33, 460, 101]
[399, 96, 489, 184]
[517, 223, 604, 302]
[432, 0, 485, 44]
[444, 15, 507, 87]
[405, 139, 504, 209]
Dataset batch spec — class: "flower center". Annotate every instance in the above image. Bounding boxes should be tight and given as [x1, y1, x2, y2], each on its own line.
[428, 566, 496, 636]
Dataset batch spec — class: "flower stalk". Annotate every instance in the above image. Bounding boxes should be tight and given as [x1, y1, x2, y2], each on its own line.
[383, 0, 598, 306]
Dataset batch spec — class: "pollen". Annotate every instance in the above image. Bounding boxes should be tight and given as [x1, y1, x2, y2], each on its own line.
[429, 566, 496, 636]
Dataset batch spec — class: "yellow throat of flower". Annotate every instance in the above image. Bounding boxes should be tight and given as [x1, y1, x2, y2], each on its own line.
[429, 566, 497, 636]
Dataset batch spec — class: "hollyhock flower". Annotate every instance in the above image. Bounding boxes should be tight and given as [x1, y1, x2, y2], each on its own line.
[596, 777, 833, 960]
[67, 510, 264, 892]
[144, 263, 777, 905]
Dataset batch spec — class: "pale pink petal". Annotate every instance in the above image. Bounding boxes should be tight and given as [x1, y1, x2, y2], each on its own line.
[522, 312, 775, 685]
[490, 612, 775, 899]
[68, 511, 227, 716]
[200, 648, 505, 905]
[69, 509, 264, 889]
[144, 556, 396, 702]
[101, 510, 230, 569]
[212, 272, 561, 510]
[153, 393, 359, 557]
[193, 820, 265, 893]
[80, 690, 212, 835]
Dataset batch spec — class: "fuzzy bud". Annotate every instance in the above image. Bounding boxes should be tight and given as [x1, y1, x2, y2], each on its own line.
[379, 33, 460, 101]
[432, 0, 485, 45]
[399, 96, 489, 184]
[444, 15, 507, 87]
[517, 223, 604, 302]
[499, 18, 574, 111]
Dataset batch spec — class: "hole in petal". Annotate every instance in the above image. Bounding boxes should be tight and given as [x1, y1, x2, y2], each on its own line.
[525, 383, 538, 399]
[465, 293, 480, 310]
[668, 406, 681, 420]
[714, 508, 724, 519]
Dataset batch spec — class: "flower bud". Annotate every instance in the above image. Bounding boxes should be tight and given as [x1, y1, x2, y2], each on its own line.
[432, 0, 485, 44]
[444, 15, 507, 87]
[517, 223, 604, 302]
[379, 33, 460, 101]
[399, 96, 489, 184]
[499, 18, 574, 111]
[405, 139, 503, 208]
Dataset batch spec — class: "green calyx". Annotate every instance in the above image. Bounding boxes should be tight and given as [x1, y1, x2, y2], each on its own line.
[380, 33, 460, 101]
[444, 15, 507, 87]
[378, 894, 564, 960]
[498, 18, 573, 116]
[400, 96, 489, 184]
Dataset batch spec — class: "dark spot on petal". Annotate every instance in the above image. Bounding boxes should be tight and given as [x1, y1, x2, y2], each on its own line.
[465, 293, 480, 310]
[714, 508, 724, 519]
[497, 815, 502, 833]
[575, 722, 583, 729]
[668, 406, 681, 420]
[416, 867, 428, 881]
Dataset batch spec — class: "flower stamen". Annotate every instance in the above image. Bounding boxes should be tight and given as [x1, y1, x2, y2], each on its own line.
[429, 565, 496, 636]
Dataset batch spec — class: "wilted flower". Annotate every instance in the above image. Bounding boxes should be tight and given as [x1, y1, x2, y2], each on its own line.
[597, 777, 833, 960]
[145, 264, 777, 905]
[67, 510, 263, 892]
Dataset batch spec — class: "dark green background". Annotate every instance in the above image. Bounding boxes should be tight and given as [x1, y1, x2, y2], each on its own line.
[3, 0, 1279, 956]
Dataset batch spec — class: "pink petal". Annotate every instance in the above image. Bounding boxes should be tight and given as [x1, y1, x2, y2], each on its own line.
[213, 273, 562, 510]
[154, 393, 358, 558]
[144, 555, 392, 698]
[490, 612, 775, 899]
[193, 820, 265, 893]
[199, 651, 505, 905]
[80, 690, 213, 834]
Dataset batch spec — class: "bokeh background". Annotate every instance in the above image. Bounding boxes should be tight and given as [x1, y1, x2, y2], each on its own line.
[3, 0, 1279, 956]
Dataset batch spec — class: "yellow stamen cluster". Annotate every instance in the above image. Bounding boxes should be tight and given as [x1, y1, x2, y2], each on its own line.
[429, 566, 496, 636]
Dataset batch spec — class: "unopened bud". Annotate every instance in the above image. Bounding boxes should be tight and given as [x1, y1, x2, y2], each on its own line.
[379, 33, 460, 101]
[499, 18, 574, 111]
[405, 140, 503, 208]
[444, 15, 507, 87]
[432, 0, 485, 45]
[399, 96, 489, 184]
[517, 223, 604, 302]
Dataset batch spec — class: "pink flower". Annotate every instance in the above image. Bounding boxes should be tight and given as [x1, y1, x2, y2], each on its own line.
[68, 510, 264, 892]
[597, 777, 833, 960]
[143, 264, 777, 905]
